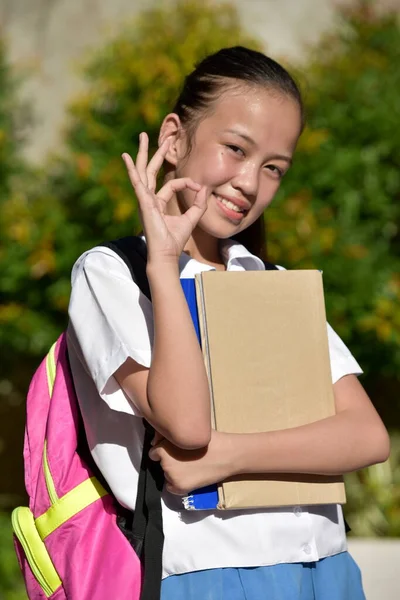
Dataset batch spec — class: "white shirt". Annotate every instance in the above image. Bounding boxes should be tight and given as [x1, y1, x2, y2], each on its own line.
[67, 239, 363, 579]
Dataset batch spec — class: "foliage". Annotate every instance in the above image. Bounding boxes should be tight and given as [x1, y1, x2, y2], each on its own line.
[345, 434, 400, 537]
[52, 0, 259, 248]
[0, 37, 56, 377]
[267, 3, 400, 394]
[0, 0, 260, 368]
[0, 513, 27, 599]
[0, 40, 26, 197]
[0, 0, 399, 550]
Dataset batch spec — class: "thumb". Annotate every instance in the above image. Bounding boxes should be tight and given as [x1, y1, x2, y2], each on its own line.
[184, 186, 208, 228]
[149, 446, 162, 462]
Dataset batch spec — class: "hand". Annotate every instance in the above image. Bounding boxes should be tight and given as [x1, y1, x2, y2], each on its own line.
[148, 430, 237, 495]
[122, 133, 208, 264]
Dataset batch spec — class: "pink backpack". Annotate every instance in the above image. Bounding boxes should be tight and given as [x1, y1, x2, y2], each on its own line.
[12, 237, 164, 600]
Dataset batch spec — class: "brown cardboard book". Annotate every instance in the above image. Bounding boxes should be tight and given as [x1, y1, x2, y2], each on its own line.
[195, 269, 346, 509]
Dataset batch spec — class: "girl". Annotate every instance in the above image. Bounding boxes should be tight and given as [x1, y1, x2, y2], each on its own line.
[67, 46, 390, 599]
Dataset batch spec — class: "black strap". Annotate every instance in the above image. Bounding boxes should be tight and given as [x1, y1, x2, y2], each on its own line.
[100, 239, 278, 598]
[103, 235, 151, 299]
[263, 260, 279, 271]
[101, 236, 164, 600]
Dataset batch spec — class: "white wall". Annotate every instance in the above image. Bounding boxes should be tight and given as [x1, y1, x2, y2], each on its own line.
[0, 0, 347, 161]
[348, 539, 400, 600]
[0, 0, 398, 160]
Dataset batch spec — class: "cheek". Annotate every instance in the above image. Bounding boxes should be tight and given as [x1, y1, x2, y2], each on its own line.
[180, 148, 235, 185]
[255, 179, 281, 211]
[204, 150, 239, 187]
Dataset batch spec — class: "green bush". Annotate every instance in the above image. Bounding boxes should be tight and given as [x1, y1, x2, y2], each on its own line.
[0, 38, 38, 358]
[0, 513, 27, 599]
[267, 3, 400, 398]
[0, 0, 260, 369]
[0, 0, 399, 542]
[345, 434, 400, 537]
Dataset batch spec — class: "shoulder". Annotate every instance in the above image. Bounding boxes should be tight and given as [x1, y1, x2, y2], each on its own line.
[71, 245, 132, 286]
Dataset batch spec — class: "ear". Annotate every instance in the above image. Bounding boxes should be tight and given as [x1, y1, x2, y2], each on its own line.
[158, 113, 186, 166]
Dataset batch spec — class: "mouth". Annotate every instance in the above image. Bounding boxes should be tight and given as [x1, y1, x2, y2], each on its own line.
[213, 193, 249, 222]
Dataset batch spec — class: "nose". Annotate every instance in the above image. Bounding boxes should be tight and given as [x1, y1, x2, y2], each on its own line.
[230, 162, 259, 198]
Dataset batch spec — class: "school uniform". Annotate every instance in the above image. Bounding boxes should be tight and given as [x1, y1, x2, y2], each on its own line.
[67, 239, 366, 599]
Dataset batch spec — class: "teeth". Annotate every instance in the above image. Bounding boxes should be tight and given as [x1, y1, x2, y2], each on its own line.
[216, 195, 243, 213]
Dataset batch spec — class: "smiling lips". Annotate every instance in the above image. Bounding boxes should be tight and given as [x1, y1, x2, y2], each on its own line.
[213, 193, 250, 221]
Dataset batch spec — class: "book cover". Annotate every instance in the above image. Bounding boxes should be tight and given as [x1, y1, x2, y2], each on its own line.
[182, 271, 345, 510]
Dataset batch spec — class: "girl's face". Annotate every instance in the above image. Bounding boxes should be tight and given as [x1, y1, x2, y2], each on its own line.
[170, 85, 302, 240]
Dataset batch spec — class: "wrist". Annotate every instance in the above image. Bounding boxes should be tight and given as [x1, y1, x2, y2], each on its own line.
[146, 259, 180, 280]
[228, 433, 266, 477]
[223, 433, 246, 478]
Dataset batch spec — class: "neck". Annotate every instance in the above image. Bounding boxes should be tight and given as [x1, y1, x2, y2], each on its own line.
[184, 228, 225, 269]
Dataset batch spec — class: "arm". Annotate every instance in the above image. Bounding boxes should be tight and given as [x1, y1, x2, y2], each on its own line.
[114, 134, 211, 450]
[149, 375, 390, 494]
[232, 374, 390, 476]
[115, 262, 211, 449]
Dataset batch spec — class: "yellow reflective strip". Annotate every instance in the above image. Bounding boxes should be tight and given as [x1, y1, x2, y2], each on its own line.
[43, 440, 58, 504]
[12, 507, 62, 597]
[46, 342, 57, 398]
[35, 477, 108, 540]
[44, 342, 58, 504]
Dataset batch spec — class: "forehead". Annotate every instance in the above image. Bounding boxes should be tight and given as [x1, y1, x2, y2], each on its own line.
[195, 85, 302, 153]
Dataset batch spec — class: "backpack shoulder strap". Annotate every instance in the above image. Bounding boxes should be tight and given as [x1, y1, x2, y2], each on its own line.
[263, 260, 279, 271]
[100, 235, 164, 600]
[101, 235, 151, 300]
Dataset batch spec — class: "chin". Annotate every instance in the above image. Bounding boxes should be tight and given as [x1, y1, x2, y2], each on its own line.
[198, 219, 242, 240]
[199, 209, 248, 239]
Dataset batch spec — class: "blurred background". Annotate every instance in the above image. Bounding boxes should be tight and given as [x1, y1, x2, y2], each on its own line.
[0, 0, 399, 598]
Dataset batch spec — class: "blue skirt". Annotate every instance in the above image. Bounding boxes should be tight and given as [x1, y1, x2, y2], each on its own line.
[161, 551, 365, 600]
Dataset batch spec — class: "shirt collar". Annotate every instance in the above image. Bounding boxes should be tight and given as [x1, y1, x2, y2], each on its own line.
[179, 238, 265, 278]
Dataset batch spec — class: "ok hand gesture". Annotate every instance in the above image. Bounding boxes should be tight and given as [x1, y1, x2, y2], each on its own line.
[122, 133, 208, 265]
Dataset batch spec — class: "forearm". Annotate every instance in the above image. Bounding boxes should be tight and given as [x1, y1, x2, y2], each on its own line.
[146, 261, 211, 448]
[230, 408, 390, 477]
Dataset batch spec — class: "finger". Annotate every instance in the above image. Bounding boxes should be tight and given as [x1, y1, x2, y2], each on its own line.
[149, 447, 162, 462]
[122, 152, 142, 187]
[157, 178, 202, 205]
[122, 153, 150, 203]
[147, 137, 171, 193]
[182, 186, 209, 228]
[136, 133, 149, 187]
[166, 483, 185, 496]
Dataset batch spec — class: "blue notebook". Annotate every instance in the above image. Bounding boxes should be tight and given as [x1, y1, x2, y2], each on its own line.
[180, 279, 219, 510]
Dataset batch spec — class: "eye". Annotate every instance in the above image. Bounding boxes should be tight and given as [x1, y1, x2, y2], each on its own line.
[265, 164, 284, 178]
[226, 144, 245, 157]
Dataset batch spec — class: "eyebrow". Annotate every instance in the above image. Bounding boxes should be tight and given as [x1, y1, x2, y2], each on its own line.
[223, 128, 293, 165]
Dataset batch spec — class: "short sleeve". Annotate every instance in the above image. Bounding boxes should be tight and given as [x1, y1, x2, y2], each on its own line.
[326, 323, 363, 384]
[68, 247, 154, 415]
[275, 265, 363, 384]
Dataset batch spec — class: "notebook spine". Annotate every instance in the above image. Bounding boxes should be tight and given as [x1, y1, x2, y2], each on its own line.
[195, 274, 217, 430]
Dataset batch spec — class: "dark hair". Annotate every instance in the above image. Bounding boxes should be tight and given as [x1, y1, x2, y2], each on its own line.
[173, 46, 304, 260]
